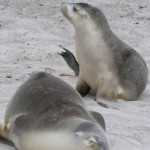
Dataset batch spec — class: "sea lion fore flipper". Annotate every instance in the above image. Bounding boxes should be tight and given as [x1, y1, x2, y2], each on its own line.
[89, 110, 106, 131]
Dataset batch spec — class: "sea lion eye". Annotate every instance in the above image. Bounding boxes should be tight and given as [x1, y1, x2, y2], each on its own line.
[73, 6, 78, 12]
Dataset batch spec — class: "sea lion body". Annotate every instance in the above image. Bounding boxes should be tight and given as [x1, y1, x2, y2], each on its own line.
[0, 72, 108, 150]
[61, 3, 148, 101]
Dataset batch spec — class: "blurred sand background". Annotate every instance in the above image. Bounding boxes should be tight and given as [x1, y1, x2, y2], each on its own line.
[0, 0, 150, 150]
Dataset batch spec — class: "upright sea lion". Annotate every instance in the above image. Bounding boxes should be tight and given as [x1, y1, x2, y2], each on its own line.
[61, 3, 148, 101]
[0, 72, 109, 150]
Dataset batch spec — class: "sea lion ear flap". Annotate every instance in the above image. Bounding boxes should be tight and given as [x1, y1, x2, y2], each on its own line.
[84, 136, 98, 147]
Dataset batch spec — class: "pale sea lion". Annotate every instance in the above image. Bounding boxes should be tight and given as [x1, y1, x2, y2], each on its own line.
[61, 3, 148, 101]
[0, 72, 109, 150]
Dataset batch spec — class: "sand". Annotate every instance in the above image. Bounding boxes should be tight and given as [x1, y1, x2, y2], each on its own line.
[0, 0, 150, 150]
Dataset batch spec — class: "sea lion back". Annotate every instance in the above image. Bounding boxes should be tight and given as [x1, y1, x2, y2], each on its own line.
[5, 72, 85, 125]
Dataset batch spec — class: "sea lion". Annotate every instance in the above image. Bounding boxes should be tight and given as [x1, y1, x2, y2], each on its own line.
[61, 3, 148, 101]
[0, 72, 109, 150]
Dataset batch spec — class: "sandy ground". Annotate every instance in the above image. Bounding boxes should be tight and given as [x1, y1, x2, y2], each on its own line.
[0, 0, 150, 150]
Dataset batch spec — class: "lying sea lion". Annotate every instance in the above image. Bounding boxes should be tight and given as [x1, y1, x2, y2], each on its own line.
[0, 72, 109, 150]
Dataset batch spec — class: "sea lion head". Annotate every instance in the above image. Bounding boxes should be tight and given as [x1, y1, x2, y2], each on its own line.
[61, 3, 109, 29]
[74, 122, 109, 150]
[74, 132, 109, 150]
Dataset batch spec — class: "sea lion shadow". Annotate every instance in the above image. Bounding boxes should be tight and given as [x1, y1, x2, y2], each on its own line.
[0, 138, 14, 147]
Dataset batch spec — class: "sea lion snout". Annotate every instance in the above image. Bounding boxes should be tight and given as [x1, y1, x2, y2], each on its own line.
[61, 3, 79, 20]
[61, 3, 67, 11]
[61, 3, 74, 10]
[83, 136, 109, 150]
[61, 3, 71, 18]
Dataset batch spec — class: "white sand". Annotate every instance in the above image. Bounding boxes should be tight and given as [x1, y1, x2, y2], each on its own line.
[0, 0, 150, 150]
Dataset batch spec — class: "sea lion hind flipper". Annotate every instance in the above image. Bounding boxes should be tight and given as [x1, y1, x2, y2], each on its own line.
[0, 124, 10, 140]
[89, 110, 106, 131]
